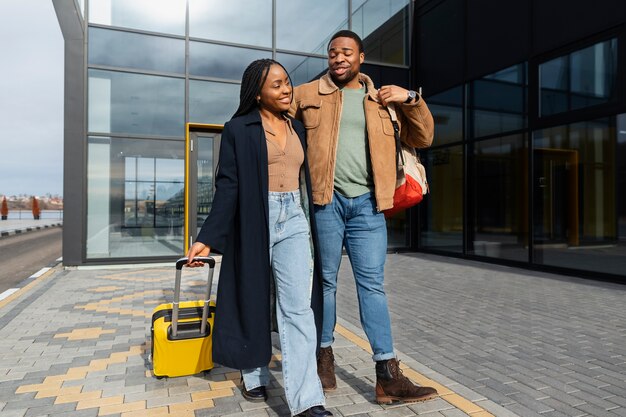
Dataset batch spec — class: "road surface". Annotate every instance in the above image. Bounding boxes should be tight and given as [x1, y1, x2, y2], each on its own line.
[0, 227, 62, 295]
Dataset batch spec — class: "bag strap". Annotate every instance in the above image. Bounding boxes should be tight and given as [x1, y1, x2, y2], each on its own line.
[387, 103, 405, 166]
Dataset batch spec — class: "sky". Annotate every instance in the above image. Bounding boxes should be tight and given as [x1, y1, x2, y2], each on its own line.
[0, 0, 64, 197]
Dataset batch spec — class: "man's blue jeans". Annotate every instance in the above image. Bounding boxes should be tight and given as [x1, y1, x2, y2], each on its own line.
[242, 191, 325, 416]
[314, 191, 395, 361]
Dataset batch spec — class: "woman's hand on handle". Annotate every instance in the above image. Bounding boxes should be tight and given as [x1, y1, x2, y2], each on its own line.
[185, 242, 211, 267]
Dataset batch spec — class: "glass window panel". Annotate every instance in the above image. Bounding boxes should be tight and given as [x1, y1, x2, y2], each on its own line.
[189, 0, 272, 47]
[189, 42, 272, 80]
[88, 69, 184, 137]
[540, 38, 617, 117]
[420, 145, 463, 252]
[472, 64, 526, 138]
[87, 137, 185, 259]
[570, 39, 617, 111]
[427, 87, 463, 146]
[89, 0, 185, 35]
[276, 0, 348, 54]
[533, 117, 625, 276]
[352, 0, 410, 65]
[277, 53, 327, 86]
[137, 157, 153, 182]
[88, 27, 185, 73]
[189, 80, 240, 125]
[471, 134, 528, 262]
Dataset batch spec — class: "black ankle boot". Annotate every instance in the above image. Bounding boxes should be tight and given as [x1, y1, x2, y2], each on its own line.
[241, 382, 267, 402]
[296, 405, 333, 416]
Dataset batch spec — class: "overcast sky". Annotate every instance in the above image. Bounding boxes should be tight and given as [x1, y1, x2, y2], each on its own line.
[0, 0, 64, 197]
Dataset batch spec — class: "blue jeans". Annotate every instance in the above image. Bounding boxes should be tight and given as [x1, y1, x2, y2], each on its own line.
[242, 190, 325, 416]
[314, 191, 395, 361]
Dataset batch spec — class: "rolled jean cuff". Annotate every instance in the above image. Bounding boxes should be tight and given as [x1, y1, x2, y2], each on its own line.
[372, 352, 395, 362]
[320, 339, 333, 349]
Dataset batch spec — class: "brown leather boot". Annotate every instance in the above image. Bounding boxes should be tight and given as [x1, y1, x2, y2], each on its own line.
[317, 346, 337, 391]
[375, 358, 438, 404]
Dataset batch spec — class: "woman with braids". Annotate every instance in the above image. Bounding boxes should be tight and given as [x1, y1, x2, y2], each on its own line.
[185, 59, 332, 417]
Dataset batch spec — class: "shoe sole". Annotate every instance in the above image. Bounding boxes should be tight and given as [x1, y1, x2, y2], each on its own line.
[242, 394, 267, 402]
[376, 392, 438, 405]
[242, 391, 268, 403]
[322, 385, 337, 393]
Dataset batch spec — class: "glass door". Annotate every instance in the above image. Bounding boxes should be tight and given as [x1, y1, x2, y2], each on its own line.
[185, 124, 223, 253]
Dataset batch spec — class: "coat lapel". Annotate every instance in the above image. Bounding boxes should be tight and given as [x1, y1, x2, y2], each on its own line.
[242, 110, 269, 232]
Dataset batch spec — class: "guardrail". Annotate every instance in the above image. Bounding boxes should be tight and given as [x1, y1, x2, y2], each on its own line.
[5, 210, 64, 220]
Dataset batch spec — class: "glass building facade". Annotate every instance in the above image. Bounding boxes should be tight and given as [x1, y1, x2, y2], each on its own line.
[415, 0, 626, 282]
[55, 0, 626, 282]
[55, 0, 413, 264]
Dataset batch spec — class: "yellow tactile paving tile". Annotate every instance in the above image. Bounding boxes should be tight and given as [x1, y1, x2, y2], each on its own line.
[75, 290, 200, 318]
[100, 270, 171, 283]
[190, 388, 233, 401]
[470, 411, 497, 417]
[444, 393, 488, 414]
[335, 323, 494, 417]
[336, 324, 373, 353]
[54, 327, 116, 340]
[120, 407, 170, 417]
[400, 367, 454, 396]
[98, 400, 147, 415]
[208, 380, 236, 390]
[34, 385, 82, 399]
[55, 390, 105, 404]
[168, 398, 215, 414]
[16, 381, 62, 394]
[88, 286, 125, 292]
[75, 395, 125, 410]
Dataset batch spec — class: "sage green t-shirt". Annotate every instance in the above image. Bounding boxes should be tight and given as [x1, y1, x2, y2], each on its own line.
[334, 85, 374, 197]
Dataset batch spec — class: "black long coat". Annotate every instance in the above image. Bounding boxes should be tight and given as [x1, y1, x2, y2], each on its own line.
[196, 110, 323, 370]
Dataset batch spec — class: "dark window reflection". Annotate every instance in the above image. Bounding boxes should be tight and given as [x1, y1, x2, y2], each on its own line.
[427, 87, 463, 146]
[277, 53, 327, 86]
[88, 70, 184, 137]
[189, 42, 272, 80]
[189, 80, 239, 125]
[420, 145, 463, 252]
[189, 0, 272, 47]
[533, 117, 625, 275]
[87, 137, 185, 259]
[353, 0, 410, 65]
[470, 134, 528, 261]
[89, 27, 185, 74]
[540, 39, 617, 116]
[471, 63, 527, 138]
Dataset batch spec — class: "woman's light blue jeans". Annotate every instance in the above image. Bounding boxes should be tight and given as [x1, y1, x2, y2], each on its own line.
[242, 190, 325, 416]
[314, 191, 395, 361]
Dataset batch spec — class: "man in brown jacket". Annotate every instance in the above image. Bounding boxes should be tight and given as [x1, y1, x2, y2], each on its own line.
[290, 30, 437, 404]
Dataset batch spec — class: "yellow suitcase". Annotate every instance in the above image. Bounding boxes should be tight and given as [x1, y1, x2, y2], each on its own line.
[151, 257, 216, 378]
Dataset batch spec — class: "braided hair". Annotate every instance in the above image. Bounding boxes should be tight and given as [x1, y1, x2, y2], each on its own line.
[232, 59, 293, 119]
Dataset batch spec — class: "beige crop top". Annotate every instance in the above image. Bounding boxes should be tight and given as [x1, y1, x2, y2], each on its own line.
[262, 117, 304, 192]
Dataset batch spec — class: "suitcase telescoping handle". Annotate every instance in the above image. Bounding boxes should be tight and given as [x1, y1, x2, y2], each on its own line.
[171, 257, 216, 338]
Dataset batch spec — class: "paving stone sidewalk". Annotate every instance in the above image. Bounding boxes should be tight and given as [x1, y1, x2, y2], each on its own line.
[335, 253, 626, 417]
[0, 260, 513, 417]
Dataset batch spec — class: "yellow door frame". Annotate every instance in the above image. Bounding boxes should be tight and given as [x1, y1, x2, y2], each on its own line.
[184, 123, 224, 254]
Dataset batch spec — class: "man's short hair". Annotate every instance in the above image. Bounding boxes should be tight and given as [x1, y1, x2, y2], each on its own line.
[327, 30, 364, 53]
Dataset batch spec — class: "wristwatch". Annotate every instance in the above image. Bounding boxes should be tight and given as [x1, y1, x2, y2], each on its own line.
[405, 90, 417, 104]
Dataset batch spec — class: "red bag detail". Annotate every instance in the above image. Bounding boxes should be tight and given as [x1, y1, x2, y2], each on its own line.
[385, 174, 424, 218]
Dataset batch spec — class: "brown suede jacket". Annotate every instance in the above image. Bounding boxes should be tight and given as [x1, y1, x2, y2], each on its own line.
[289, 72, 434, 211]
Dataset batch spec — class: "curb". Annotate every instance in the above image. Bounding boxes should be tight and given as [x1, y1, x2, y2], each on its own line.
[0, 222, 63, 238]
